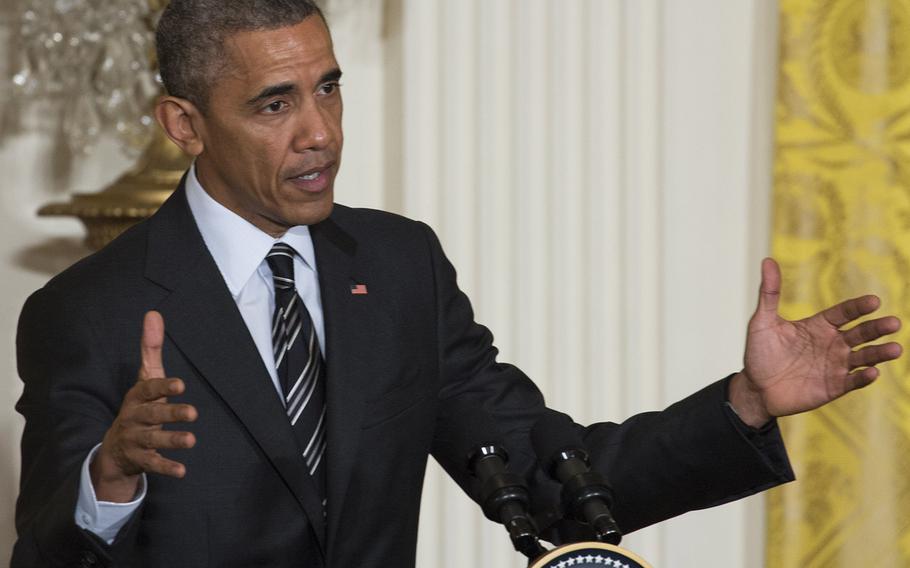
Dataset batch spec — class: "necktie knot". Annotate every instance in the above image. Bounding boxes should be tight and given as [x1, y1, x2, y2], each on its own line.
[266, 242, 297, 290]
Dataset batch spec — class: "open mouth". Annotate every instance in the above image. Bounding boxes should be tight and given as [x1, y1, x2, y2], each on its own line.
[290, 162, 334, 182]
[288, 163, 335, 193]
[293, 162, 335, 181]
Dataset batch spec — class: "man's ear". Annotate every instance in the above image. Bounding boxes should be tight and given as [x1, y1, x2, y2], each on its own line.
[155, 96, 205, 157]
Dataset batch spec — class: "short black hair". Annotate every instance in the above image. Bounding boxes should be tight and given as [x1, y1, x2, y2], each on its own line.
[156, 0, 326, 112]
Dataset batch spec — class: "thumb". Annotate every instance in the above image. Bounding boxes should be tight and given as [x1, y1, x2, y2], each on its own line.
[755, 257, 781, 318]
[139, 311, 166, 380]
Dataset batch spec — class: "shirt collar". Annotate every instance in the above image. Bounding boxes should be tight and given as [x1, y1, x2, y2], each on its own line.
[184, 164, 318, 298]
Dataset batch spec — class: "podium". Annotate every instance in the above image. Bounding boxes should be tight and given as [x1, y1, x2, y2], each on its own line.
[530, 542, 653, 568]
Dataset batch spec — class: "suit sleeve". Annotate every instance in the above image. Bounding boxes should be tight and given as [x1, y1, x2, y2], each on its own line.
[418, 222, 794, 537]
[13, 287, 140, 567]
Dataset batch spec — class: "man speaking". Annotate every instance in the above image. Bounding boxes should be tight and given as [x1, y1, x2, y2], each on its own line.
[12, 1, 902, 566]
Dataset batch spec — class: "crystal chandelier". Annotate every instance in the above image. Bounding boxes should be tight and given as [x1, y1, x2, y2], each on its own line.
[12, 0, 160, 156]
[10, 0, 187, 250]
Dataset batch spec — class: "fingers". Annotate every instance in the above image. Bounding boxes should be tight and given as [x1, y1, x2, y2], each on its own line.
[847, 366, 880, 392]
[140, 311, 166, 380]
[842, 316, 902, 347]
[123, 380, 197, 425]
[131, 429, 197, 452]
[132, 401, 198, 426]
[847, 341, 903, 369]
[821, 295, 881, 328]
[108, 402, 198, 479]
[129, 377, 186, 403]
[138, 452, 190, 478]
[755, 257, 781, 316]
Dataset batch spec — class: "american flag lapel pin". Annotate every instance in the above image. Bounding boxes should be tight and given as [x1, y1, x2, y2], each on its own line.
[350, 283, 368, 295]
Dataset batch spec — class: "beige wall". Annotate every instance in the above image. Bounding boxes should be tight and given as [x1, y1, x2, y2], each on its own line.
[0, 1, 778, 565]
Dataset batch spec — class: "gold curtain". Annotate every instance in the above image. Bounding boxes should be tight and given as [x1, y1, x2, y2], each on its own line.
[767, 0, 910, 566]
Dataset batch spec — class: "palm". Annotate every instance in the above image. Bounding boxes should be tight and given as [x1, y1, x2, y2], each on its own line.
[742, 258, 901, 418]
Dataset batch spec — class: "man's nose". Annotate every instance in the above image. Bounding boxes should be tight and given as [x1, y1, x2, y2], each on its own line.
[292, 100, 334, 152]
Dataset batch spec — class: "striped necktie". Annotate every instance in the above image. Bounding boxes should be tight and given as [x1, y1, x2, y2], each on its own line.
[266, 242, 327, 505]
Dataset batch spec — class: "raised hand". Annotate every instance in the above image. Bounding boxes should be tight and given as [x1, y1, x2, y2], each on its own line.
[729, 258, 903, 427]
[90, 311, 198, 502]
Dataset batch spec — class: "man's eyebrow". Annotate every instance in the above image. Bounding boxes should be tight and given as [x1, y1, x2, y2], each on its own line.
[244, 69, 342, 108]
[246, 82, 297, 107]
[319, 68, 343, 85]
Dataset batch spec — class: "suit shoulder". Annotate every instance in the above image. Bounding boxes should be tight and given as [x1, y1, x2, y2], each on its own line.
[330, 204, 440, 250]
[39, 218, 150, 301]
[327, 204, 446, 272]
[331, 203, 428, 234]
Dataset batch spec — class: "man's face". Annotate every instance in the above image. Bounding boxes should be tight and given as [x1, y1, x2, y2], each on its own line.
[193, 16, 343, 236]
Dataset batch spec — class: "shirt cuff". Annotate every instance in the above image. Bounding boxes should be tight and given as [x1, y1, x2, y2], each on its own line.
[75, 443, 147, 545]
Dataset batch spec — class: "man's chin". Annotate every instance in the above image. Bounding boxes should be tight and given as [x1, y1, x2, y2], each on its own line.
[288, 198, 334, 227]
[306, 201, 334, 225]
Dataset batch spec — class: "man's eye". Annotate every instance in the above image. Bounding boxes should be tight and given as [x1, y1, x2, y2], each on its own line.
[318, 82, 341, 96]
[263, 101, 287, 113]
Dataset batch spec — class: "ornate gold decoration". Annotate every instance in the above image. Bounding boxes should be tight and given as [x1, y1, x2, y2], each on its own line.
[768, 0, 910, 566]
[39, 128, 188, 250]
[36, 0, 188, 250]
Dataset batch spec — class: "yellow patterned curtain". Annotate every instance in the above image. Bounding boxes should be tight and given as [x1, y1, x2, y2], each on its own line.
[767, 0, 910, 566]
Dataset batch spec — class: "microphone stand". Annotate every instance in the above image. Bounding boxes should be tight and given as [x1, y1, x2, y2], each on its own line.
[468, 444, 547, 561]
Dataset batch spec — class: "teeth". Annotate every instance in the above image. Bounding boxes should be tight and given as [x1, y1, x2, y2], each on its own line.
[300, 172, 320, 181]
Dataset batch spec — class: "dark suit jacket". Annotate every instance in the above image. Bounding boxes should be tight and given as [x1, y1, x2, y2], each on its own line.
[13, 183, 793, 567]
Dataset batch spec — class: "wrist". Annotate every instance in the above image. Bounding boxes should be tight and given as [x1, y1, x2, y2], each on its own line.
[90, 445, 141, 503]
[728, 371, 773, 428]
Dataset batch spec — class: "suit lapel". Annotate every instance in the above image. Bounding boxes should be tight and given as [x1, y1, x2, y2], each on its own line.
[144, 186, 328, 553]
[310, 216, 376, 552]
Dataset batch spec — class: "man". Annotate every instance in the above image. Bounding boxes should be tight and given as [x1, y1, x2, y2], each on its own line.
[12, 1, 902, 567]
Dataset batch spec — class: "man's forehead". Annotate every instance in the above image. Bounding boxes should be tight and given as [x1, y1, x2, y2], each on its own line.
[221, 18, 337, 85]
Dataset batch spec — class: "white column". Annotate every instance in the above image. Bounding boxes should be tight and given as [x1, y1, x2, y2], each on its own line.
[324, 0, 386, 210]
[387, 1, 778, 567]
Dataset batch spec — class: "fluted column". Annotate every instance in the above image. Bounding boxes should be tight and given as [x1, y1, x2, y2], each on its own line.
[381, 1, 778, 567]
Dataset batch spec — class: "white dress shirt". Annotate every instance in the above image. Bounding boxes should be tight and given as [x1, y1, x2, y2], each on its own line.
[75, 164, 325, 542]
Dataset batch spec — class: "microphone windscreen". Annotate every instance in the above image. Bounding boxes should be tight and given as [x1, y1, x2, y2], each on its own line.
[530, 409, 583, 465]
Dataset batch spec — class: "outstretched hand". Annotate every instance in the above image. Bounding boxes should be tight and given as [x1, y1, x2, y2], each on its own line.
[91, 311, 198, 502]
[729, 258, 902, 427]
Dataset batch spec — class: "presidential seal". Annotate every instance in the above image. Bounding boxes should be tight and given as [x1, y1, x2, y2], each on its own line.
[530, 542, 653, 568]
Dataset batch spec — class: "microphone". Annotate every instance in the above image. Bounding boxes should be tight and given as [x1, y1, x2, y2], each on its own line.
[531, 409, 623, 545]
[468, 443, 547, 560]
